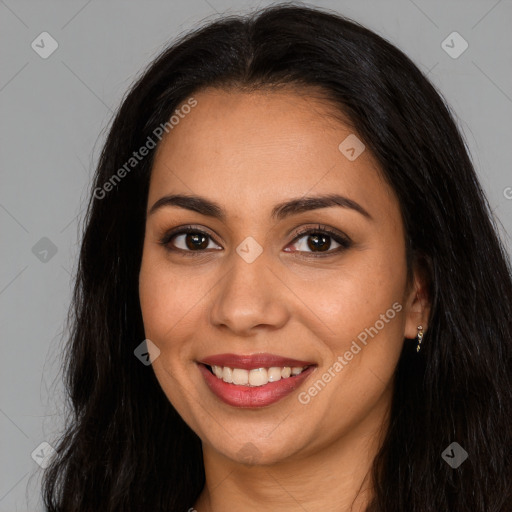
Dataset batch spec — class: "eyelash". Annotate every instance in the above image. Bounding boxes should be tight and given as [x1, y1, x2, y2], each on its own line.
[159, 224, 352, 258]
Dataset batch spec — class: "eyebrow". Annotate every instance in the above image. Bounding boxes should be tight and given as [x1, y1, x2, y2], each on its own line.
[148, 193, 373, 222]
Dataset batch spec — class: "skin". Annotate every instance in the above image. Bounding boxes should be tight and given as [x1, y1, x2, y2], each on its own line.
[138, 87, 430, 511]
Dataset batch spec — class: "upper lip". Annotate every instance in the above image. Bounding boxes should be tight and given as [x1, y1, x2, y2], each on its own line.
[199, 353, 316, 370]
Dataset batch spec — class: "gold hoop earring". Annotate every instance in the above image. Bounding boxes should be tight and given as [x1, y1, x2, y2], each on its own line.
[416, 325, 424, 352]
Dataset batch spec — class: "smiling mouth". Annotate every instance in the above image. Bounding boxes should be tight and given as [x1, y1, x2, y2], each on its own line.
[204, 363, 313, 387]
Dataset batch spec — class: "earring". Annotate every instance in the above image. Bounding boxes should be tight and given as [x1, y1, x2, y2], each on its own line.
[416, 325, 424, 352]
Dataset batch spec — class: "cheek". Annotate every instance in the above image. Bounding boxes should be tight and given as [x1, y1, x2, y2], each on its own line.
[138, 250, 217, 372]
[138, 255, 203, 416]
[138, 253, 192, 342]
[139, 262, 170, 339]
[291, 251, 406, 345]
[298, 270, 405, 437]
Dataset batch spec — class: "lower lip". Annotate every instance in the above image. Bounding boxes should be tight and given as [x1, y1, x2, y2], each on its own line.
[198, 363, 316, 408]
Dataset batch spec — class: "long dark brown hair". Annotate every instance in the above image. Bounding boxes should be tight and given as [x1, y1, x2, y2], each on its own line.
[43, 3, 512, 511]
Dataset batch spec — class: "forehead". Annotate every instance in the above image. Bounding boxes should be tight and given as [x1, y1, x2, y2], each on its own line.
[148, 87, 398, 223]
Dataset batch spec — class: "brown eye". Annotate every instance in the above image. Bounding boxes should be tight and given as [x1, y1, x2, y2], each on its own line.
[160, 227, 222, 253]
[182, 232, 209, 250]
[290, 232, 341, 252]
[284, 225, 352, 257]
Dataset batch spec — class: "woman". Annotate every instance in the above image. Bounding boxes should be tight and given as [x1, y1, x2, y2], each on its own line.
[42, 4, 512, 511]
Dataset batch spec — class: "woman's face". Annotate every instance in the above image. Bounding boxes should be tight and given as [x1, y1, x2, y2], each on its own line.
[139, 88, 425, 465]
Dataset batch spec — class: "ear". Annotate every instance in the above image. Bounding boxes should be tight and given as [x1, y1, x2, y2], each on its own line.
[403, 254, 432, 340]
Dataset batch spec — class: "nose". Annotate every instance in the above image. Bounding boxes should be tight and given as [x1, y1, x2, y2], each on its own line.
[209, 248, 290, 336]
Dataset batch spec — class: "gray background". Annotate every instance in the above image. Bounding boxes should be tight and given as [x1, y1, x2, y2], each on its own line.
[1, 0, 511, 510]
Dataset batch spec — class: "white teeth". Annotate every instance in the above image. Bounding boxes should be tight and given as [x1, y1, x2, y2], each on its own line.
[249, 368, 268, 386]
[232, 368, 249, 385]
[222, 366, 233, 383]
[209, 364, 308, 386]
[281, 367, 291, 378]
[268, 367, 282, 382]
